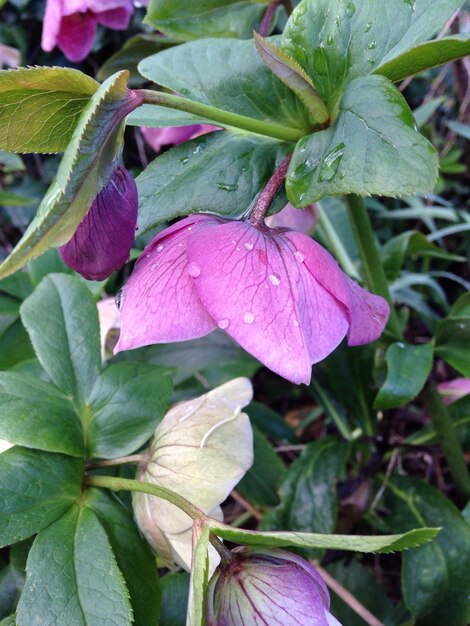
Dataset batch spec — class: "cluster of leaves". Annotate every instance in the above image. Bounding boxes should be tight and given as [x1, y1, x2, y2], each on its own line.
[0, 0, 470, 625]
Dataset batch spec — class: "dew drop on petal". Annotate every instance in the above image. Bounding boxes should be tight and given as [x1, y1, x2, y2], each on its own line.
[156, 244, 164, 252]
[295, 251, 305, 263]
[244, 242, 254, 251]
[269, 273, 281, 286]
[293, 320, 300, 327]
[151, 263, 159, 271]
[218, 319, 229, 329]
[188, 262, 201, 278]
[243, 312, 255, 324]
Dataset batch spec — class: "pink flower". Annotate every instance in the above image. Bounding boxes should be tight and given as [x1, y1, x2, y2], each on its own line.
[41, 0, 133, 63]
[438, 378, 470, 405]
[115, 215, 389, 384]
[265, 202, 318, 234]
[140, 124, 220, 153]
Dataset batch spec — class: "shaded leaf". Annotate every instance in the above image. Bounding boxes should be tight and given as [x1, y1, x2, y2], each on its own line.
[160, 572, 189, 626]
[435, 293, 470, 377]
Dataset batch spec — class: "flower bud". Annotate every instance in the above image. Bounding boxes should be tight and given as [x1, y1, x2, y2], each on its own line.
[60, 165, 137, 281]
[206, 546, 343, 626]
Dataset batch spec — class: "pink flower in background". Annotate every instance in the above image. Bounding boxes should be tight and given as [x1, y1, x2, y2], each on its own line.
[438, 378, 470, 405]
[115, 215, 389, 385]
[41, 0, 133, 62]
[265, 202, 318, 234]
[141, 124, 220, 152]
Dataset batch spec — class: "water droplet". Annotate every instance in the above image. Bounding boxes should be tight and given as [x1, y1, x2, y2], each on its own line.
[290, 157, 320, 182]
[367, 57, 376, 65]
[188, 262, 201, 278]
[151, 263, 160, 271]
[346, 2, 355, 17]
[368, 41, 377, 49]
[115, 288, 125, 311]
[244, 242, 254, 251]
[188, 227, 192, 231]
[156, 244, 164, 252]
[216, 182, 238, 192]
[295, 251, 305, 263]
[364, 21, 373, 32]
[243, 312, 255, 324]
[318, 142, 345, 182]
[269, 273, 281, 286]
[326, 35, 334, 45]
[403, 0, 415, 10]
[179, 156, 189, 165]
[397, 342, 405, 349]
[293, 320, 300, 327]
[459, 323, 465, 330]
[218, 319, 229, 330]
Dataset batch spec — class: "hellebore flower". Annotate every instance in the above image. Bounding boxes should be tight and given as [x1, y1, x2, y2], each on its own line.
[206, 546, 343, 626]
[438, 378, 470, 405]
[60, 165, 137, 281]
[266, 202, 318, 234]
[116, 214, 389, 384]
[133, 378, 253, 575]
[141, 124, 219, 153]
[41, 0, 133, 63]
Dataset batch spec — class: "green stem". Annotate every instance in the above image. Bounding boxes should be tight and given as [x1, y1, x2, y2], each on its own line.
[423, 382, 470, 501]
[86, 454, 145, 470]
[135, 89, 305, 143]
[85, 475, 205, 521]
[345, 195, 402, 338]
[316, 202, 360, 280]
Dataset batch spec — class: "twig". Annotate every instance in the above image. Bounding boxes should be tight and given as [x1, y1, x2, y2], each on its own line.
[230, 490, 263, 521]
[86, 454, 146, 470]
[313, 562, 386, 626]
[369, 448, 399, 513]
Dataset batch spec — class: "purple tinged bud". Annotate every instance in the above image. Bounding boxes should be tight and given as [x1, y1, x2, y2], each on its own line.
[206, 546, 343, 626]
[60, 165, 137, 281]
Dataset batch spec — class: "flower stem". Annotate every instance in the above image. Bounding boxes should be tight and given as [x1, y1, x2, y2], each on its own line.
[316, 202, 360, 280]
[85, 474, 205, 521]
[86, 454, 146, 470]
[135, 90, 305, 143]
[259, 1, 280, 37]
[210, 535, 235, 563]
[345, 195, 402, 338]
[423, 382, 470, 500]
[249, 153, 293, 226]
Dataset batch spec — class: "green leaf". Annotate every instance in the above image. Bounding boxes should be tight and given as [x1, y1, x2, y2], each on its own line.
[282, 0, 464, 110]
[382, 231, 464, 281]
[286, 75, 438, 206]
[186, 522, 210, 626]
[435, 293, 470, 378]
[0, 447, 83, 548]
[0, 192, 34, 207]
[261, 438, 349, 542]
[385, 476, 470, 624]
[447, 119, 470, 140]
[0, 372, 83, 456]
[136, 130, 290, 233]
[144, 0, 266, 40]
[0, 320, 35, 371]
[375, 342, 433, 410]
[17, 505, 133, 626]
[20, 274, 101, 405]
[86, 489, 161, 626]
[127, 104, 212, 128]
[86, 362, 172, 459]
[237, 425, 286, 508]
[377, 34, 470, 83]
[0, 71, 137, 280]
[206, 518, 440, 552]
[138, 38, 311, 130]
[160, 573, 189, 626]
[253, 33, 329, 124]
[0, 616, 15, 626]
[0, 67, 98, 153]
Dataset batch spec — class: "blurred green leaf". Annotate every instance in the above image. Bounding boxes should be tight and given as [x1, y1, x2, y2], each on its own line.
[385, 476, 470, 625]
[0, 447, 83, 548]
[0, 372, 83, 456]
[86, 489, 161, 626]
[447, 120, 470, 140]
[0, 67, 98, 153]
[20, 274, 101, 406]
[435, 293, 470, 378]
[86, 362, 172, 459]
[0, 192, 34, 207]
[159, 572, 189, 626]
[17, 506, 133, 626]
[375, 342, 433, 410]
[136, 131, 290, 233]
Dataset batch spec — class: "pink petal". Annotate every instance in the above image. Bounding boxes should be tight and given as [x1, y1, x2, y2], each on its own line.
[141, 125, 219, 153]
[265, 203, 318, 234]
[287, 231, 390, 346]
[95, 4, 133, 29]
[438, 378, 470, 405]
[115, 215, 219, 352]
[57, 12, 97, 62]
[41, 0, 63, 52]
[186, 221, 349, 384]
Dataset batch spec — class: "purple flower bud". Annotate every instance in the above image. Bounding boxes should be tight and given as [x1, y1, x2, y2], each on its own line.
[206, 546, 343, 626]
[60, 165, 137, 281]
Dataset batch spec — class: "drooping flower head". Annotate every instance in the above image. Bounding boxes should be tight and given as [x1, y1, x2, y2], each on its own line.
[206, 546, 343, 626]
[115, 212, 389, 384]
[141, 124, 220, 153]
[60, 165, 137, 280]
[41, 0, 133, 62]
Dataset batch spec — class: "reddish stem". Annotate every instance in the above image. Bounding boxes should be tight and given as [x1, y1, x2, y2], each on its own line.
[259, 0, 280, 37]
[248, 153, 293, 227]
